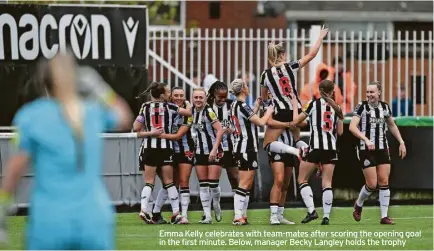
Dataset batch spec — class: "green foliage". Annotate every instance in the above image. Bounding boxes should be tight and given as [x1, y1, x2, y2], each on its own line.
[6, 0, 181, 26]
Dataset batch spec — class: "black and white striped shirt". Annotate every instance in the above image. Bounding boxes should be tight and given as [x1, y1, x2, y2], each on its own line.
[303, 98, 339, 150]
[191, 104, 221, 155]
[278, 128, 294, 147]
[260, 60, 302, 111]
[353, 101, 391, 150]
[137, 101, 179, 149]
[230, 100, 259, 153]
[213, 100, 234, 152]
[172, 113, 194, 154]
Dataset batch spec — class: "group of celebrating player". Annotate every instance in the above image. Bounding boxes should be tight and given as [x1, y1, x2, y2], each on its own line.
[134, 26, 407, 226]
[0, 24, 410, 250]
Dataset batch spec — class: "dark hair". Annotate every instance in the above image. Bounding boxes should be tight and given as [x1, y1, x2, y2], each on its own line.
[333, 57, 343, 65]
[136, 81, 167, 99]
[319, 80, 344, 120]
[170, 86, 185, 105]
[207, 81, 228, 105]
[171, 86, 184, 92]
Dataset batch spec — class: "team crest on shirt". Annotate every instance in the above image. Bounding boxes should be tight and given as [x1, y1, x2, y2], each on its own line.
[364, 159, 371, 167]
[274, 154, 281, 161]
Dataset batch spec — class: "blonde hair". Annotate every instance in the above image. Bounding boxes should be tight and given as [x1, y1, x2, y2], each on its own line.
[268, 42, 286, 65]
[193, 87, 206, 95]
[229, 79, 245, 96]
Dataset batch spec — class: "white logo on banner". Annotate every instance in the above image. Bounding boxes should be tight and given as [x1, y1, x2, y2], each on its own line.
[0, 13, 112, 60]
[122, 17, 139, 58]
[70, 15, 91, 59]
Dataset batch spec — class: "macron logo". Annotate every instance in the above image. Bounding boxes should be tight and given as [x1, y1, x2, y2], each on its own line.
[122, 17, 139, 58]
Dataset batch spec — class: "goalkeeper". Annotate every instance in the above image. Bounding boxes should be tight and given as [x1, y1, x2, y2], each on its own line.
[0, 51, 132, 249]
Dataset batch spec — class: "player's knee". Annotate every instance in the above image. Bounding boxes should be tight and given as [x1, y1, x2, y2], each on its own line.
[281, 179, 290, 191]
[366, 179, 377, 190]
[365, 174, 377, 188]
[377, 178, 389, 187]
[377, 175, 389, 186]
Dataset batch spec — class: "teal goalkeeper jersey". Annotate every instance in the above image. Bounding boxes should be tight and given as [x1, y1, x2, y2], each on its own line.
[12, 97, 119, 222]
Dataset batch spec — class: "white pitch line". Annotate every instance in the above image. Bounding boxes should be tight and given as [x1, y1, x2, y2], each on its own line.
[391, 216, 434, 220]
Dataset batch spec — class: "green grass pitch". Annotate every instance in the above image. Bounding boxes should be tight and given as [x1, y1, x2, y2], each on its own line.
[4, 205, 433, 250]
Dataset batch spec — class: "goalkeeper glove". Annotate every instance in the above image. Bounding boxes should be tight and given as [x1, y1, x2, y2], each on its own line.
[76, 66, 117, 106]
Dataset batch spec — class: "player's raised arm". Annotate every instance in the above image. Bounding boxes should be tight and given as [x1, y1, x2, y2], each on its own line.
[298, 25, 329, 68]
[77, 66, 133, 131]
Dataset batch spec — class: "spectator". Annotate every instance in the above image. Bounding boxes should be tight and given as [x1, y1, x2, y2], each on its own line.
[300, 63, 343, 106]
[392, 85, 414, 117]
[329, 57, 357, 115]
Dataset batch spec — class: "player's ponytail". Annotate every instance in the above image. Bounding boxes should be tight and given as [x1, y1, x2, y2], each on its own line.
[319, 80, 344, 120]
[229, 78, 245, 96]
[268, 42, 286, 65]
[136, 82, 167, 99]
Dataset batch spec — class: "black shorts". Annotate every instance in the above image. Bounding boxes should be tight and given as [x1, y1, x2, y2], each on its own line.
[139, 148, 173, 170]
[221, 151, 237, 168]
[304, 149, 338, 165]
[268, 152, 295, 167]
[174, 151, 194, 166]
[357, 149, 391, 168]
[194, 152, 223, 166]
[274, 108, 302, 123]
[235, 151, 259, 171]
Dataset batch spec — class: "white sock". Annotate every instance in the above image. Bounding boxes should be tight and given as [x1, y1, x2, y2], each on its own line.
[270, 204, 278, 217]
[234, 188, 247, 220]
[295, 140, 308, 148]
[243, 192, 250, 216]
[356, 184, 374, 207]
[146, 193, 154, 214]
[140, 183, 154, 213]
[153, 188, 168, 213]
[300, 183, 315, 213]
[199, 181, 211, 217]
[179, 187, 190, 218]
[266, 141, 299, 156]
[209, 180, 221, 209]
[379, 186, 390, 218]
[278, 206, 284, 217]
[322, 188, 333, 218]
[166, 184, 180, 214]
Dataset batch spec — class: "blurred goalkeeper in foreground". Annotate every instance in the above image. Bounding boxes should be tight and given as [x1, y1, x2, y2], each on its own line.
[0, 51, 132, 249]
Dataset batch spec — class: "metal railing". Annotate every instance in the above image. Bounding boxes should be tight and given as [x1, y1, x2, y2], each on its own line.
[148, 27, 433, 117]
